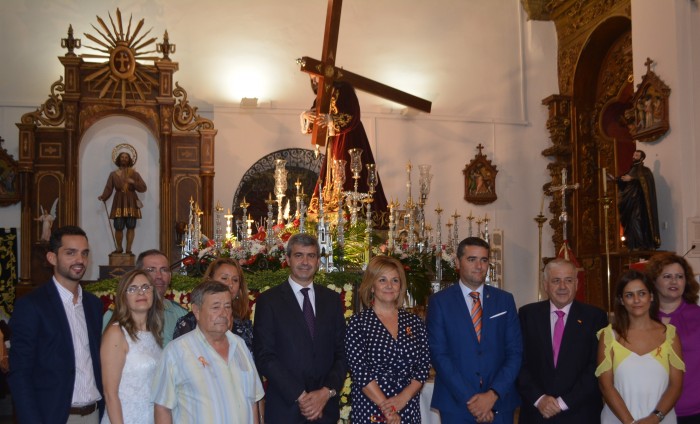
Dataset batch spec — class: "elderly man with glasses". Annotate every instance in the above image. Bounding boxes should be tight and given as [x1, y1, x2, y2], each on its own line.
[103, 249, 187, 346]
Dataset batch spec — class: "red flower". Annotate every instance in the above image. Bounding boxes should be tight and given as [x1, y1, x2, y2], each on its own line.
[183, 256, 195, 266]
[280, 232, 292, 242]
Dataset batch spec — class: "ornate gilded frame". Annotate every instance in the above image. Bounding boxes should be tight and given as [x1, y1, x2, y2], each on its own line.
[462, 143, 498, 205]
[0, 138, 20, 206]
[16, 9, 216, 284]
[626, 58, 671, 143]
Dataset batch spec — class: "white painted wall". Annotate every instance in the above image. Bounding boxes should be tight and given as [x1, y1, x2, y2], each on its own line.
[631, 0, 700, 271]
[4, 0, 698, 307]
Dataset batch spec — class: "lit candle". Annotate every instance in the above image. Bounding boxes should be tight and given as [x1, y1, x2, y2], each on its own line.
[602, 167, 608, 193]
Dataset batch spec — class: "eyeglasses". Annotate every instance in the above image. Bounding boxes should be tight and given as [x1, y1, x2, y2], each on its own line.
[144, 267, 172, 275]
[126, 284, 154, 295]
[661, 273, 685, 282]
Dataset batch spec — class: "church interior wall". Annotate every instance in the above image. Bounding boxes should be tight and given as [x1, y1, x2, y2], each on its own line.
[20, 1, 700, 307]
[631, 0, 700, 271]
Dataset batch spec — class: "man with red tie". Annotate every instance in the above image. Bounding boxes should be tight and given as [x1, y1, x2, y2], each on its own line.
[517, 258, 608, 423]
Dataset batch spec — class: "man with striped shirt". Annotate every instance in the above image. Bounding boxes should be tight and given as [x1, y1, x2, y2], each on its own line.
[152, 280, 263, 423]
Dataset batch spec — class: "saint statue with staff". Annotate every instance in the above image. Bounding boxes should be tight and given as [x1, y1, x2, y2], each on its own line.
[98, 144, 147, 254]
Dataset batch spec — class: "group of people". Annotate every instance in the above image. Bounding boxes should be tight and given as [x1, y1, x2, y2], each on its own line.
[6, 225, 700, 424]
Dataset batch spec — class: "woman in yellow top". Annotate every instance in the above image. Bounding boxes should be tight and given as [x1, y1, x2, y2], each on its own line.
[596, 269, 685, 424]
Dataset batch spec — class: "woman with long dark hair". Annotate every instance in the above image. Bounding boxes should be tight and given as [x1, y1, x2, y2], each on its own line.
[596, 269, 684, 424]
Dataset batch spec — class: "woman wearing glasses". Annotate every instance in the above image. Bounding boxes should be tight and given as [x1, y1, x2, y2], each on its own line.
[647, 253, 700, 423]
[101, 269, 164, 424]
[596, 269, 685, 424]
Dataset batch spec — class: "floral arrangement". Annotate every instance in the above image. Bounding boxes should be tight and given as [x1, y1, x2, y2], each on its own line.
[86, 218, 458, 423]
[85, 270, 358, 422]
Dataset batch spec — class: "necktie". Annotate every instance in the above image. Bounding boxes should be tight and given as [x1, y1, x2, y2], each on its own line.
[300, 288, 315, 339]
[469, 292, 482, 342]
[553, 310, 565, 367]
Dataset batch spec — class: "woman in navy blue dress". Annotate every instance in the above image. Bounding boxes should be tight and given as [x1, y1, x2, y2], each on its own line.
[345, 256, 431, 423]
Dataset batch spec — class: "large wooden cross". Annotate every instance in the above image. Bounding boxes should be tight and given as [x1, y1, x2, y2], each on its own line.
[298, 0, 432, 147]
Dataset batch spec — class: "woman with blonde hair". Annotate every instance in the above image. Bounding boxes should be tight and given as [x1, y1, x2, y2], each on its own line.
[345, 255, 431, 424]
[101, 269, 164, 424]
[596, 269, 684, 424]
[173, 257, 253, 351]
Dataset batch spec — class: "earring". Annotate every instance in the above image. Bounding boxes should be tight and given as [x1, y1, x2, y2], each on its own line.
[370, 291, 375, 307]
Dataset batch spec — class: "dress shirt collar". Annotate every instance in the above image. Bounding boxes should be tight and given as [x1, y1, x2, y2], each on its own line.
[549, 301, 573, 315]
[288, 277, 314, 294]
[459, 281, 484, 307]
[54, 276, 82, 304]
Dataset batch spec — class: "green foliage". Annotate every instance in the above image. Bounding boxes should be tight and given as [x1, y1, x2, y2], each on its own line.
[85, 269, 362, 295]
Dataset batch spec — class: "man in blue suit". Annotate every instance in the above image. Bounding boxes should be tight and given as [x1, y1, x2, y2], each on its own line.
[254, 233, 346, 423]
[427, 237, 522, 423]
[9, 225, 104, 423]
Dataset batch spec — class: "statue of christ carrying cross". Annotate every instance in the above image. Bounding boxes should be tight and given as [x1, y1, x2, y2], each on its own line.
[301, 75, 388, 218]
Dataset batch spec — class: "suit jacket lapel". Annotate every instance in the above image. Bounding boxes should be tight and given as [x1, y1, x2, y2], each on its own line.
[481, 285, 496, 338]
[45, 281, 76, 352]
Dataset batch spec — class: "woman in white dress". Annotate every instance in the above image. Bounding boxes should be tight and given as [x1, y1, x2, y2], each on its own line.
[596, 269, 685, 424]
[101, 269, 164, 424]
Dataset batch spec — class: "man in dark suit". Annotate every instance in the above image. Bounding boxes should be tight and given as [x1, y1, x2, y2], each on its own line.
[254, 233, 346, 423]
[9, 225, 104, 423]
[517, 258, 608, 424]
[427, 237, 522, 423]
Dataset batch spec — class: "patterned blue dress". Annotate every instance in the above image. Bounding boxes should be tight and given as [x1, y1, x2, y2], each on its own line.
[345, 308, 431, 423]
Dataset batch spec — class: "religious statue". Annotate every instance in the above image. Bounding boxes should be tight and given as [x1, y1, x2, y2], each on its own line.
[98, 144, 147, 254]
[35, 198, 58, 242]
[610, 149, 660, 250]
[300, 76, 388, 217]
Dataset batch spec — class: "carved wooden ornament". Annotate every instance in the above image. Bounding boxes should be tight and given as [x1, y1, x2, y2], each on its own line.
[463, 144, 498, 205]
[626, 58, 670, 143]
[0, 137, 20, 206]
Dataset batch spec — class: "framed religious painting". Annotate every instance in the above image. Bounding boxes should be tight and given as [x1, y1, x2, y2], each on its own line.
[627, 58, 670, 143]
[0, 137, 20, 206]
[462, 143, 498, 205]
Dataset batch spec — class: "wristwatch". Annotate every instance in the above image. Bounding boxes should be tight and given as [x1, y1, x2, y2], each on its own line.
[328, 388, 337, 398]
[653, 409, 665, 422]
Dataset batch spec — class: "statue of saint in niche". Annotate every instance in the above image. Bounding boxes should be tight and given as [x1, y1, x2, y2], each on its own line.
[98, 144, 147, 254]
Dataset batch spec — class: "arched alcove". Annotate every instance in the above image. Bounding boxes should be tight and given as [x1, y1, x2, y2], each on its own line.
[79, 116, 160, 280]
[231, 148, 323, 226]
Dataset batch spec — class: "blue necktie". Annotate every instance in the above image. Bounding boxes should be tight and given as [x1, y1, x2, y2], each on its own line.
[300, 288, 315, 338]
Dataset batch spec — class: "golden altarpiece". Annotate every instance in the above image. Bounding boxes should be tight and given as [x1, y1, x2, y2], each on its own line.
[523, 0, 664, 311]
[17, 11, 216, 286]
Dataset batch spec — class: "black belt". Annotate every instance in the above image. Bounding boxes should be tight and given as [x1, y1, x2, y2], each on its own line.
[69, 402, 97, 416]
